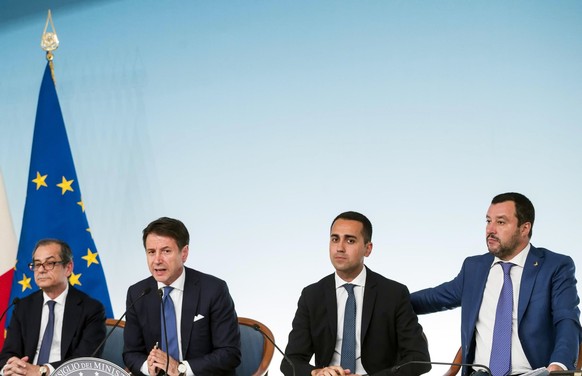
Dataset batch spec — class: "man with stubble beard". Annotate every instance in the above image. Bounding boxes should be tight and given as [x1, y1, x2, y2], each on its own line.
[410, 192, 581, 376]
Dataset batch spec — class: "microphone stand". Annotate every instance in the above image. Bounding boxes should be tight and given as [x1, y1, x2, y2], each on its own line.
[393, 360, 492, 376]
[0, 298, 20, 323]
[91, 287, 152, 358]
[252, 323, 296, 376]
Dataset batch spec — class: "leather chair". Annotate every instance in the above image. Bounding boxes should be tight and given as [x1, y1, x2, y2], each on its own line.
[236, 317, 275, 376]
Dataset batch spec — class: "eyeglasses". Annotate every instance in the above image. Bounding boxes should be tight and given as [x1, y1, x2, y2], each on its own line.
[28, 260, 66, 271]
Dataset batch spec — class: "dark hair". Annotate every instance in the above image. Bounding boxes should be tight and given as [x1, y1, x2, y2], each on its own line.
[331, 211, 373, 243]
[32, 239, 73, 265]
[491, 192, 535, 238]
[142, 217, 190, 250]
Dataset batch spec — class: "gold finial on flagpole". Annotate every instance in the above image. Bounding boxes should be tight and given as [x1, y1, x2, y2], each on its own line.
[41, 9, 59, 82]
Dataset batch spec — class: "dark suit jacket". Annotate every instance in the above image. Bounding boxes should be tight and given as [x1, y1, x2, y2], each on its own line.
[410, 245, 582, 374]
[281, 267, 431, 376]
[123, 267, 241, 376]
[0, 286, 107, 369]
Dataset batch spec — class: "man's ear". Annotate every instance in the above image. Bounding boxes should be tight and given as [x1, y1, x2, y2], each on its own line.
[365, 242, 373, 257]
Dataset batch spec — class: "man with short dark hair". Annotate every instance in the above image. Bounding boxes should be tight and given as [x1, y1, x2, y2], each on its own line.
[123, 217, 241, 376]
[282, 211, 431, 376]
[0, 239, 106, 376]
[411, 192, 582, 376]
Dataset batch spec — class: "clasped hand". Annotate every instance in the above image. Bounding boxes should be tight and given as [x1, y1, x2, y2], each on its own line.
[3, 356, 43, 376]
[311, 365, 362, 376]
[147, 348, 179, 376]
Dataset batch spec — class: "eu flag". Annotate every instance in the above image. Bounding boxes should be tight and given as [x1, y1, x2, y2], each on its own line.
[7, 62, 114, 322]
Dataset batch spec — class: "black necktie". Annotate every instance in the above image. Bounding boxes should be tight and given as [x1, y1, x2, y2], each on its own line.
[340, 284, 356, 372]
[37, 300, 56, 365]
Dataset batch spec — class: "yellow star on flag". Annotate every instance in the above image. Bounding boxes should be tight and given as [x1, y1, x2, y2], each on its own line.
[82, 249, 100, 267]
[56, 176, 74, 195]
[77, 200, 85, 212]
[32, 171, 48, 190]
[18, 274, 32, 292]
[69, 272, 82, 286]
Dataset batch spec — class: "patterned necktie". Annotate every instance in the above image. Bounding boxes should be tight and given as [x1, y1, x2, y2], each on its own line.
[161, 286, 180, 361]
[340, 283, 356, 372]
[490, 262, 515, 376]
[37, 300, 56, 365]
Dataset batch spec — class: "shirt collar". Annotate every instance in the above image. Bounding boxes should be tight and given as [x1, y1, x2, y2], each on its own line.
[492, 243, 530, 268]
[335, 265, 367, 289]
[157, 266, 186, 292]
[43, 283, 69, 305]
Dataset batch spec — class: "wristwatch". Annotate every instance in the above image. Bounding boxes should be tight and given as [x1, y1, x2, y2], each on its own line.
[39, 365, 49, 376]
[177, 362, 187, 376]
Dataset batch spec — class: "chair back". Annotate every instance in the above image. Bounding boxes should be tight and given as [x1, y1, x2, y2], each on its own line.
[101, 318, 126, 369]
[443, 347, 462, 376]
[236, 317, 275, 376]
[100, 317, 278, 374]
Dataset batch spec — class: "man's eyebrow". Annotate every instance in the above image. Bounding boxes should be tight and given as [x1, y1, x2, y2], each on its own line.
[330, 234, 358, 239]
[33, 255, 57, 262]
[486, 214, 510, 220]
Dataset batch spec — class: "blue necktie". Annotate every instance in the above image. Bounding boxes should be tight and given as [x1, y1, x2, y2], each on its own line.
[341, 284, 356, 372]
[37, 300, 56, 365]
[490, 262, 515, 376]
[161, 286, 180, 361]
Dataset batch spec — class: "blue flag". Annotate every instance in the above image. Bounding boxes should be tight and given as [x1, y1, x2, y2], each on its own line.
[7, 62, 114, 322]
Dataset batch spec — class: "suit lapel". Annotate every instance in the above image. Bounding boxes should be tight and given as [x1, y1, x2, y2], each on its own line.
[323, 275, 337, 344]
[518, 245, 543, 323]
[466, 254, 493, 351]
[146, 279, 162, 342]
[180, 268, 200, 356]
[27, 292, 45, 358]
[361, 269, 376, 341]
[61, 287, 82, 356]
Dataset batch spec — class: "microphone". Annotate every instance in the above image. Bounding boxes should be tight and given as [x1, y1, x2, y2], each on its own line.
[392, 360, 492, 376]
[0, 297, 20, 323]
[158, 288, 170, 376]
[91, 287, 152, 357]
[252, 323, 296, 376]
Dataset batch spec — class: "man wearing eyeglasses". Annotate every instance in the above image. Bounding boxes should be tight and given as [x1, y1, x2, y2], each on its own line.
[0, 239, 106, 376]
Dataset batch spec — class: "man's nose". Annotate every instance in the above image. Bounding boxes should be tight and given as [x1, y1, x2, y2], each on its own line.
[486, 223, 495, 235]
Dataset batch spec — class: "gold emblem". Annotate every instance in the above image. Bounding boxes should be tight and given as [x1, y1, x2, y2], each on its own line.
[41, 10, 59, 58]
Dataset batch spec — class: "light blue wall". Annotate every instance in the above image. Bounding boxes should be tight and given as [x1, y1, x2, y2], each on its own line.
[1, 1, 581, 374]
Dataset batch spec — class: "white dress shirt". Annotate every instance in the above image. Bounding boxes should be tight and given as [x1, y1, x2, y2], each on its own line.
[474, 245, 533, 374]
[331, 266, 367, 375]
[35, 285, 69, 372]
[140, 268, 195, 376]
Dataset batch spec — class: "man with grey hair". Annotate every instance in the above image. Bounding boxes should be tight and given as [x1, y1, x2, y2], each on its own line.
[0, 239, 106, 376]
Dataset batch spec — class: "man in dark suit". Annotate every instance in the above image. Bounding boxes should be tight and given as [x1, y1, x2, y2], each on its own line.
[123, 217, 240, 376]
[411, 192, 581, 376]
[0, 239, 106, 376]
[282, 211, 431, 376]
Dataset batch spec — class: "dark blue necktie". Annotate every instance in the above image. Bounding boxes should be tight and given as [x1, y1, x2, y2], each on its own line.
[490, 262, 515, 376]
[340, 284, 356, 372]
[161, 286, 180, 361]
[37, 300, 56, 365]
